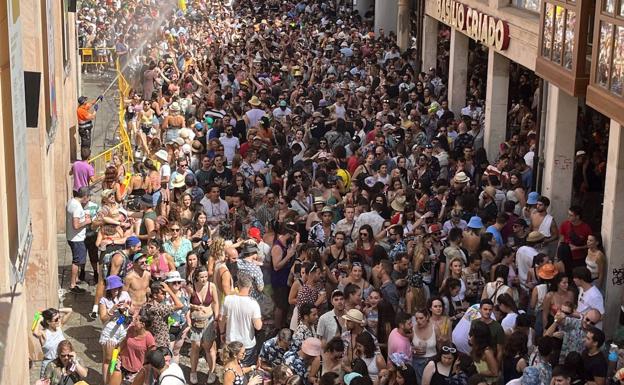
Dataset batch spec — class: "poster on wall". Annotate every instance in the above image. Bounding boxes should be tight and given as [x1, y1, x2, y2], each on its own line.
[45, 0, 58, 146]
[8, 0, 32, 286]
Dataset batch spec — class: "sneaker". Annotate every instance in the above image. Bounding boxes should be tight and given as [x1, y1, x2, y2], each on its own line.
[70, 286, 86, 294]
[207, 372, 216, 384]
[190, 372, 198, 385]
[89, 311, 98, 320]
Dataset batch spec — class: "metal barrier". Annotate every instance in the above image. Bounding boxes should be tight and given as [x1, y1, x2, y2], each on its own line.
[88, 58, 134, 185]
[79, 47, 116, 65]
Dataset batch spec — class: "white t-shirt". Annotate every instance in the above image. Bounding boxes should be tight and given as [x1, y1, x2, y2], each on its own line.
[219, 135, 240, 164]
[317, 309, 342, 343]
[516, 245, 538, 288]
[99, 291, 131, 311]
[452, 304, 496, 354]
[160, 163, 171, 180]
[222, 294, 261, 349]
[577, 285, 605, 314]
[66, 198, 87, 242]
[159, 362, 186, 385]
[501, 312, 519, 333]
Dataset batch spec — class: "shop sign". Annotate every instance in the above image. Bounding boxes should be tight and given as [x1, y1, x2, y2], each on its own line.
[435, 0, 510, 50]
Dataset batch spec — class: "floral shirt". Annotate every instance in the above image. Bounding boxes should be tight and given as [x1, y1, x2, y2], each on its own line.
[558, 316, 585, 364]
[528, 350, 553, 385]
[389, 240, 407, 261]
[283, 350, 309, 384]
[145, 301, 174, 348]
[309, 222, 336, 252]
[292, 322, 317, 353]
[237, 258, 264, 301]
[259, 336, 289, 366]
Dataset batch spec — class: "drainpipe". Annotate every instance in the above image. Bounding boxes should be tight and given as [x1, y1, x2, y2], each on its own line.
[535, 79, 548, 193]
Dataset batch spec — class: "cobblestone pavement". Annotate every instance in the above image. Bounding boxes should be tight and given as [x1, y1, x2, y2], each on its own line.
[29, 237, 213, 385]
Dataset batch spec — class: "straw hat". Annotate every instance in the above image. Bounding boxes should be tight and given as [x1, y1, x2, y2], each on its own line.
[169, 102, 181, 111]
[483, 186, 497, 199]
[165, 271, 185, 283]
[101, 189, 115, 199]
[453, 172, 470, 184]
[179, 128, 193, 139]
[391, 196, 406, 212]
[526, 231, 545, 243]
[248, 95, 261, 106]
[191, 140, 204, 154]
[342, 309, 365, 325]
[313, 196, 325, 205]
[171, 174, 186, 188]
[320, 206, 333, 214]
[155, 149, 169, 162]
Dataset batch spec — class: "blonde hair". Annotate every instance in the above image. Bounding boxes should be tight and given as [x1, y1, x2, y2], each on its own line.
[209, 237, 226, 262]
[221, 341, 243, 363]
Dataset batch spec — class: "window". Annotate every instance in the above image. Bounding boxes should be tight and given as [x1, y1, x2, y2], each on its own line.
[541, 1, 577, 70]
[512, 0, 540, 12]
[593, 0, 624, 97]
[60, 0, 70, 69]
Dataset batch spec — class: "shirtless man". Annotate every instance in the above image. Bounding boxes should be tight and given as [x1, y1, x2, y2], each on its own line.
[124, 252, 152, 312]
[90, 235, 141, 319]
[213, 246, 236, 310]
[530, 196, 559, 256]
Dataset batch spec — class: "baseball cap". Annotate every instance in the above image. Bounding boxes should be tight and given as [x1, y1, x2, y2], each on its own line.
[248, 227, 262, 242]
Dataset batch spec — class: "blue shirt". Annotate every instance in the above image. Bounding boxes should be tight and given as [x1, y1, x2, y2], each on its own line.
[486, 225, 503, 247]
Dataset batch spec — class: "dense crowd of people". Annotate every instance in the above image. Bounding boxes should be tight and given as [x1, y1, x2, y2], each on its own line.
[34, 0, 620, 385]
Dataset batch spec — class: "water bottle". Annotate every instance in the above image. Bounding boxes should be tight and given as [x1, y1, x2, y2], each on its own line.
[608, 343, 619, 379]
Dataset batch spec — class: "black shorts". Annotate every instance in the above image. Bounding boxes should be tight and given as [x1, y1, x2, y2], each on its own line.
[272, 286, 290, 310]
[68, 241, 87, 265]
[169, 323, 187, 341]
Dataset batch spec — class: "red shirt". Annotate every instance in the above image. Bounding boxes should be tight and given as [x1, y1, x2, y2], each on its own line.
[120, 327, 156, 372]
[347, 155, 360, 174]
[559, 220, 592, 260]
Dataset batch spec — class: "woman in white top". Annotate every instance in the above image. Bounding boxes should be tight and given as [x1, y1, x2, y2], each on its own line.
[481, 265, 515, 305]
[98, 275, 132, 382]
[33, 307, 73, 378]
[586, 234, 606, 289]
[497, 293, 521, 333]
[412, 308, 438, 384]
[355, 332, 386, 384]
[506, 172, 527, 216]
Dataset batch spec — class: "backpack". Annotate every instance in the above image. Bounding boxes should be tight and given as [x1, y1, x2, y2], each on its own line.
[101, 249, 130, 279]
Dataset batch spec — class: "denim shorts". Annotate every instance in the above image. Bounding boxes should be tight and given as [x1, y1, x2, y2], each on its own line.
[68, 240, 87, 265]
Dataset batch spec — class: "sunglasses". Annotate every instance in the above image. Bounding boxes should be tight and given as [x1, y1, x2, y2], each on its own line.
[294, 174, 302, 178]
[59, 354, 73, 358]
[441, 346, 457, 354]
[584, 318, 597, 326]
[359, 232, 368, 236]
[171, 228, 181, 232]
